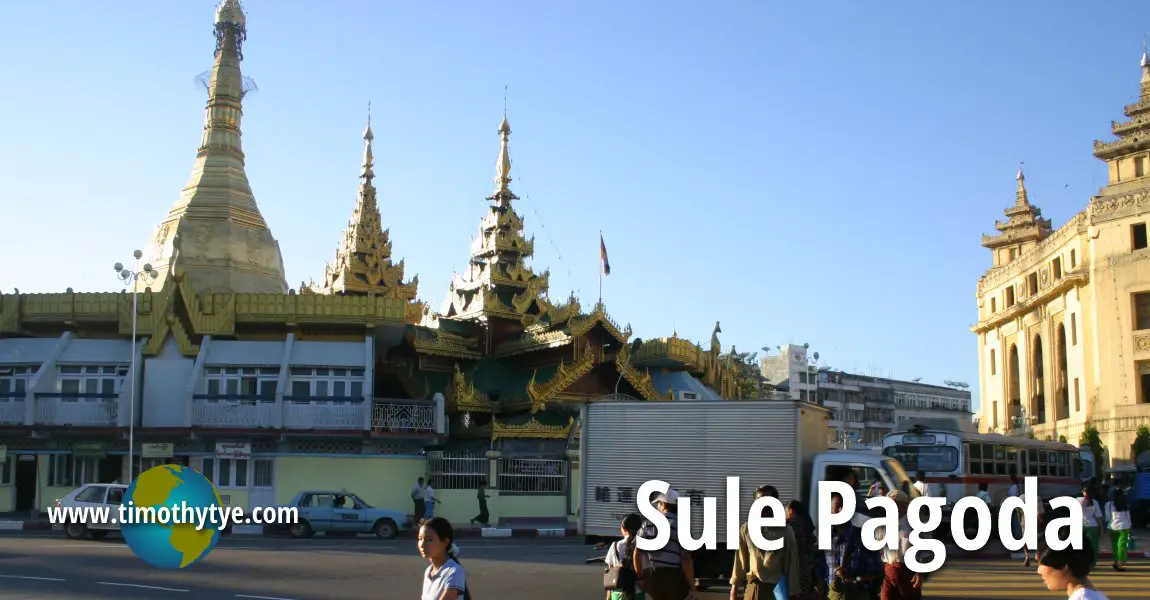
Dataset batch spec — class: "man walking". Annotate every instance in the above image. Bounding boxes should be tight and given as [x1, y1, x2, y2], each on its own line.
[411, 477, 426, 523]
[729, 485, 801, 600]
[635, 488, 696, 600]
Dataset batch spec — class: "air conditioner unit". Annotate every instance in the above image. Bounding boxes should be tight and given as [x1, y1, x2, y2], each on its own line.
[676, 391, 700, 402]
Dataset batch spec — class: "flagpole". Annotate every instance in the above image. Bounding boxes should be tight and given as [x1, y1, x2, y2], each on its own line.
[598, 230, 603, 306]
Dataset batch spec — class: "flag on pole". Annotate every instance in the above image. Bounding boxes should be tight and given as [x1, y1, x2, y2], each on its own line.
[599, 233, 611, 276]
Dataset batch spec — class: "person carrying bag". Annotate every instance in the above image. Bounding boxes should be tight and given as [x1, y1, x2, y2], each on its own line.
[605, 514, 649, 600]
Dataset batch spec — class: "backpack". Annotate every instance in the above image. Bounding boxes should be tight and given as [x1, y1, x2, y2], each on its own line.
[603, 537, 637, 591]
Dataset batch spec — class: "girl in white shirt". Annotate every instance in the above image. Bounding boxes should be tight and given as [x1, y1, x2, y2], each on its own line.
[418, 517, 467, 600]
[604, 513, 649, 600]
[1036, 546, 1109, 600]
[1078, 487, 1104, 569]
[1104, 488, 1132, 571]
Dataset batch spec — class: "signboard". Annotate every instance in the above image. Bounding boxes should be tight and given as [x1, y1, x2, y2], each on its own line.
[0, 445, 6, 463]
[72, 442, 107, 458]
[142, 443, 174, 458]
[215, 442, 251, 460]
[900, 435, 937, 445]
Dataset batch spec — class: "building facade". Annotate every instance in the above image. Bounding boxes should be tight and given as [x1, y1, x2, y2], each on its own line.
[973, 51, 1150, 466]
[0, 1, 742, 523]
[760, 345, 972, 448]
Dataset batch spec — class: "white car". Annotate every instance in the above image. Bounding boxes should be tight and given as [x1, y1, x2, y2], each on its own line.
[55, 483, 127, 540]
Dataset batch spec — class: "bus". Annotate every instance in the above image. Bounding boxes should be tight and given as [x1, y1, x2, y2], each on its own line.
[882, 423, 1083, 531]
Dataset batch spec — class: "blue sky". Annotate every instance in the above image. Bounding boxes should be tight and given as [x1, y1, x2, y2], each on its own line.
[0, 1, 1145, 410]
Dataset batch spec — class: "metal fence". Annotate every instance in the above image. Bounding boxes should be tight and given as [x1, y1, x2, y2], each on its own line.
[497, 457, 568, 495]
[426, 451, 488, 490]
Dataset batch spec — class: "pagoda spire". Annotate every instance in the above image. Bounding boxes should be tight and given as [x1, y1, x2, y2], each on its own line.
[301, 109, 418, 301]
[1094, 45, 1150, 177]
[441, 115, 549, 321]
[138, 0, 289, 294]
[981, 163, 1052, 262]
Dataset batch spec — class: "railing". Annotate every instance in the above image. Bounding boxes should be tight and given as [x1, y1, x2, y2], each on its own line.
[0, 393, 25, 424]
[372, 400, 435, 434]
[193, 395, 277, 428]
[427, 451, 488, 489]
[33, 393, 118, 426]
[283, 396, 366, 429]
[497, 457, 568, 495]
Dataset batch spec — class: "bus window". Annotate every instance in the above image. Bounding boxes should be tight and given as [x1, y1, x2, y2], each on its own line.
[969, 443, 983, 474]
[1007, 447, 1019, 473]
[883, 445, 959, 473]
[995, 445, 1007, 475]
[1027, 449, 1039, 476]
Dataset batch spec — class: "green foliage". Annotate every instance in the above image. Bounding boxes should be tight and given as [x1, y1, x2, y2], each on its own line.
[1043, 435, 1052, 441]
[1132, 425, 1150, 460]
[1026, 430, 1036, 440]
[1079, 425, 1106, 479]
[1058, 435, 1068, 443]
[722, 350, 768, 399]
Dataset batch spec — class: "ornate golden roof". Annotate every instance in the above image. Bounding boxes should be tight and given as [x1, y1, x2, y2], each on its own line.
[526, 342, 597, 412]
[492, 415, 575, 441]
[981, 165, 1052, 249]
[446, 364, 497, 413]
[140, 2, 289, 295]
[302, 115, 420, 307]
[441, 116, 551, 322]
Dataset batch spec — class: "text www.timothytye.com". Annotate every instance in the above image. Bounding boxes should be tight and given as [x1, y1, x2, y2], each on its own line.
[49, 503, 299, 531]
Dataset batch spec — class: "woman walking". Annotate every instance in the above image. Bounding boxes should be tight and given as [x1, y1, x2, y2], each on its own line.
[604, 513, 649, 600]
[1035, 546, 1109, 600]
[1104, 487, 1131, 571]
[418, 517, 468, 600]
[1079, 486, 1104, 568]
[470, 483, 490, 527]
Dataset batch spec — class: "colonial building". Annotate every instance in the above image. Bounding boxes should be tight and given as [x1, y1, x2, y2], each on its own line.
[760, 344, 972, 448]
[973, 50, 1150, 466]
[0, 0, 739, 524]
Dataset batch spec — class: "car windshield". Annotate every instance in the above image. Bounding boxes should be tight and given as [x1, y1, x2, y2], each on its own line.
[882, 457, 920, 499]
[349, 494, 371, 508]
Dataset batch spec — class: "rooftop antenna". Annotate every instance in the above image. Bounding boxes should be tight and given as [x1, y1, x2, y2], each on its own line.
[504, 85, 508, 115]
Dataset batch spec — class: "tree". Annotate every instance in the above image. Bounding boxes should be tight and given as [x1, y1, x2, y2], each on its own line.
[1132, 425, 1150, 460]
[1026, 430, 1036, 440]
[1079, 425, 1106, 479]
[1058, 435, 1068, 443]
[722, 349, 769, 399]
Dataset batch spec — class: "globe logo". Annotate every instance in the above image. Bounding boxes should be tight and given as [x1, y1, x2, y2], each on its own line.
[121, 464, 225, 569]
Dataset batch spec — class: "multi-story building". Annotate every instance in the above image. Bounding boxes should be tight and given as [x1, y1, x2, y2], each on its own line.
[973, 49, 1150, 466]
[761, 346, 972, 448]
[0, 1, 740, 523]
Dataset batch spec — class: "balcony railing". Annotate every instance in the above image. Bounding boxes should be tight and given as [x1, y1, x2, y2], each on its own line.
[193, 395, 278, 428]
[190, 395, 437, 433]
[372, 400, 435, 434]
[0, 393, 25, 425]
[283, 396, 365, 429]
[33, 393, 119, 426]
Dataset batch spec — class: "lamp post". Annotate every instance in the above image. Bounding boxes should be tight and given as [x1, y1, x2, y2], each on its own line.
[114, 250, 156, 484]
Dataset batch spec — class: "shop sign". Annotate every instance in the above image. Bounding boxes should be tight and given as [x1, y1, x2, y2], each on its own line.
[215, 442, 251, 460]
[72, 442, 107, 458]
[142, 443, 174, 458]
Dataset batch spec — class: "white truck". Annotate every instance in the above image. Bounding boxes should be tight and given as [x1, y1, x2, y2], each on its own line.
[577, 399, 917, 587]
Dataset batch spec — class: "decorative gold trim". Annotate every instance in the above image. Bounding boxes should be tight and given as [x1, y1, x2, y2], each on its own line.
[494, 329, 572, 358]
[568, 302, 631, 343]
[446, 363, 496, 413]
[615, 344, 669, 401]
[413, 329, 484, 359]
[526, 342, 596, 412]
[971, 273, 1090, 334]
[492, 416, 575, 441]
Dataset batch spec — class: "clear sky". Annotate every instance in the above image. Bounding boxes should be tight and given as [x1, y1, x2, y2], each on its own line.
[0, 1, 1146, 411]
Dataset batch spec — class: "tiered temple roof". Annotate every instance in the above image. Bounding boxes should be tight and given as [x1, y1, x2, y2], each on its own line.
[1094, 50, 1150, 161]
[301, 113, 421, 319]
[981, 165, 1053, 250]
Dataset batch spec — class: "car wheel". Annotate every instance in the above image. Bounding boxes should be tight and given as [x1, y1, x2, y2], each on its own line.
[64, 523, 87, 540]
[89, 531, 108, 540]
[373, 519, 397, 540]
[289, 520, 313, 539]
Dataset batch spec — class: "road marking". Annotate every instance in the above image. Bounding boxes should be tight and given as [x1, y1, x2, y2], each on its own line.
[236, 595, 300, 600]
[98, 582, 189, 592]
[0, 574, 67, 582]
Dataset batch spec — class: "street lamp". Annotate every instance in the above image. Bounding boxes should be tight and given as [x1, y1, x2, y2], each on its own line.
[114, 250, 156, 484]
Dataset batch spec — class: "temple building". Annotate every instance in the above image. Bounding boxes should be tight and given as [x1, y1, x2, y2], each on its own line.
[0, 0, 739, 525]
[973, 49, 1150, 466]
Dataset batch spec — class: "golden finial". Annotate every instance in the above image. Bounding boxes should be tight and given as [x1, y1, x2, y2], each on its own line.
[361, 102, 375, 181]
[495, 111, 512, 193]
[1015, 161, 1029, 206]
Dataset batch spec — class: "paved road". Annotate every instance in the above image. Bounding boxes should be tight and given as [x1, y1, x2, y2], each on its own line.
[0, 533, 1146, 599]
